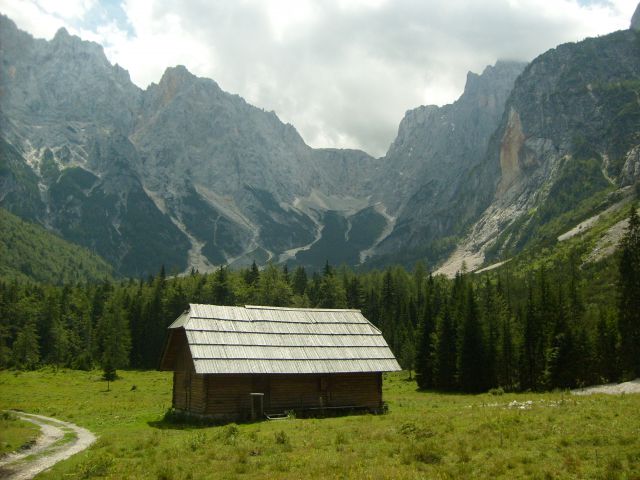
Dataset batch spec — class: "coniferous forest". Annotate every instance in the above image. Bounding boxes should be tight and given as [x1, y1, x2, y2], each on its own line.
[1, 205, 639, 393]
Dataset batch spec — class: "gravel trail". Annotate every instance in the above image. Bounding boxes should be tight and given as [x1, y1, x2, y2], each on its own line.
[0, 411, 96, 480]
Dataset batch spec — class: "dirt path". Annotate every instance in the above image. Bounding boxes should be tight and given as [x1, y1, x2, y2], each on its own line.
[0, 411, 96, 480]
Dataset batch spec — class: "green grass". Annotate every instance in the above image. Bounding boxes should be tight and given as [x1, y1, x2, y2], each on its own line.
[0, 411, 40, 456]
[0, 369, 639, 479]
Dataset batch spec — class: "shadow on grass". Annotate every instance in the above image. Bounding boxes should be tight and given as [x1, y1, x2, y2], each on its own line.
[147, 409, 225, 430]
[148, 406, 385, 430]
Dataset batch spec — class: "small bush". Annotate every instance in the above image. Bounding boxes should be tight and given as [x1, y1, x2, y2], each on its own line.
[187, 432, 207, 451]
[489, 387, 505, 396]
[603, 457, 624, 480]
[274, 430, 290, 446]
[77, 453, 114, 479]
[156, 462, 176, 480]
[406, 440, 443, 465]
[398, 421, 435, 439]
[220, 424, 239, 445]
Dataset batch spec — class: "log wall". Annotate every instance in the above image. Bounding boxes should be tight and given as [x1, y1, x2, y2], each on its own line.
[167, 330, 383, 419]
[170, 331, 207, 413]
[205, 375, 252, 418]
[194, 372, 383, 419]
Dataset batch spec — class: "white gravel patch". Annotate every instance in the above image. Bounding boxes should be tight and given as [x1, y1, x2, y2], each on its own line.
[571, 379, 640, 396]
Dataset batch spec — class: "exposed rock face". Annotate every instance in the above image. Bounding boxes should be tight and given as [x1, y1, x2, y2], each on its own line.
[369, 61, 526, 265]
[438, 28, 640, 273]
[631, 2, 640, 31]
[621, 146, 640, 186]
[4, 12, 638, 277]
[0, 15, 384, 275]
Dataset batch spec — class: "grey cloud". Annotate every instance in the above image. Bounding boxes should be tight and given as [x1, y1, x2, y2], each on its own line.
[130, 0, 631, 156]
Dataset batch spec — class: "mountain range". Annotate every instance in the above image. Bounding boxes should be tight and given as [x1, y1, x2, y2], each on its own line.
[1, 13, 639, 278]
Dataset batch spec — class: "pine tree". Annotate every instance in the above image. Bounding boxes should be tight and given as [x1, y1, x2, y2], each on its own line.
[433, 304, 457, 390]
[245, 261, 260, 287]
[594, 309, 618, 383]
[521, 282, 543, 390]
[292, 266, 308, 296]
[212, 266, 235, 305]
[415, 288, 436, 389]
[12, 321, 40, 370]
[317, 271, 346, 308]
[544, 288, 575, 389]
[48, 317, 69, 368]
[481, 277, 499, 389]
[345, 276, 364, 309]
[458, 285, 486, 392]
[618, 204, 640, 378]
[258, 264, 292, 306]
[96, 292, 131, 379]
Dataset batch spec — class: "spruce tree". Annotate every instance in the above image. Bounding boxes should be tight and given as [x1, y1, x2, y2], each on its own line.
[433, 304, 457, 390]
[213, 266, 235, 305]
[522, 283, 543, 390]
[12, 321, 40, 370]
[458, 285, 486, 392]
[415, 290, 435, 389]
[544, 288, 575, 389]
[258, 264, 293, 306]
[97, 292, 131, 379]
[596, 310, 619, 383]
[292, 266, 308, 296]
[618, 204, 640, 378]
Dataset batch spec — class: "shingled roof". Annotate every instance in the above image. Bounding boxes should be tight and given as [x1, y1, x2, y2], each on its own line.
[163, 304, 401, 375]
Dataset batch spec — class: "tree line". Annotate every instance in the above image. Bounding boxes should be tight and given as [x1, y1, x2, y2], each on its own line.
[1, 205, 639, 392]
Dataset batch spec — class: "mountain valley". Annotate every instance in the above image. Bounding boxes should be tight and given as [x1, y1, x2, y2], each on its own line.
[1, 13, 640, 278]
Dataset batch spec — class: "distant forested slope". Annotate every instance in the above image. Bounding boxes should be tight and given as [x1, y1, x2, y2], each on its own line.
[0, 208, 114, 284]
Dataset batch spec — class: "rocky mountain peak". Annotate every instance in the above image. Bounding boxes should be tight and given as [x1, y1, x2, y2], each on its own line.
[631, 2, 640, 30]
[50, 26, 106, 61]
[155, 65, 204, 105]
[463, 61, 528, 99]
[159, 65, 196, 85]
[53, 27, 71, 41]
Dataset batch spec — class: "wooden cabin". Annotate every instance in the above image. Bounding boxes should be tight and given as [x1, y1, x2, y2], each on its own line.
[160, 304, 401, 421]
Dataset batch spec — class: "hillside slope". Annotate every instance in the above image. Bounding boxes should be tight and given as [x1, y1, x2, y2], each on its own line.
[438, 28, 640, 274]
[0, 208, 114, 283]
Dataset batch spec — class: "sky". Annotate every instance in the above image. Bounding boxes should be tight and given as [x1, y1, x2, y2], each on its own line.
[0, 0, 637, 157]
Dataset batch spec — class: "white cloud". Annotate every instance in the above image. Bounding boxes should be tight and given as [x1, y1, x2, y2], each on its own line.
[1, 0, 637, 156]
[36, 0, 96, 20]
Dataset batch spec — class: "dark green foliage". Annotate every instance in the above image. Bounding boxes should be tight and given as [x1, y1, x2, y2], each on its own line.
[0, 208, 114, 284]
[96, 291, 131, 372]
[244, 187, 316, 253]
[432, 305, 457, 390]
[457, 285, 486, 392]
[618, 204, 640, 379]
[180, 186, 245, 263]
[46, 166, 190, 278]
[12, 321, 40, 370]
[2, 201, 638, 393]
[296, 208, 387, 267]
[257, 264, 293, 307]
[0, 138, 45, 221]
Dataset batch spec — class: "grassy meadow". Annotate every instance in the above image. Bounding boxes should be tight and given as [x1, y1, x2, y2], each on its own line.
[1, 369, 639, 479]
[0, 410, 40, 456]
